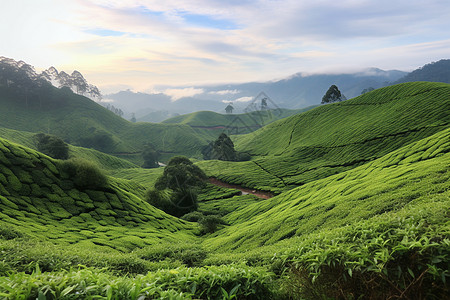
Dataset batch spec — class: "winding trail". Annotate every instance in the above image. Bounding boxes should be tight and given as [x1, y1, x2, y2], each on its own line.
[208, 178, 273, 199]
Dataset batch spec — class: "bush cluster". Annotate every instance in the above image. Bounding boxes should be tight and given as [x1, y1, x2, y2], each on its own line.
[33, 133, 69, 160]
[60, 158, 108, 189]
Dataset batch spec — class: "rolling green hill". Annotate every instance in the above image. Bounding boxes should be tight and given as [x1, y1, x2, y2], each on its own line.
[162, 107, 318, 139]
[0, 81, 448, 299]
[204, 127, 450, 250]
[0, 84, 208, 162]
[198, 82, 450, 193]
[0, 137, 197, 252]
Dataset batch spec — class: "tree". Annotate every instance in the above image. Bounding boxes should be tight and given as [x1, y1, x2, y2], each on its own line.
[321, 85, 343, 104]
[213, 133, 237, 161]
[142, 144, 159, 168]
[34, 133, 69, 159]
[203, 133, 251, 161]
[150, 156, 207, 217]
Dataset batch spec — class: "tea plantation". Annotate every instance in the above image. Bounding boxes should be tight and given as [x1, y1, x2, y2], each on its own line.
[199, 82, 450, 193]
[0, 82, 449, 299]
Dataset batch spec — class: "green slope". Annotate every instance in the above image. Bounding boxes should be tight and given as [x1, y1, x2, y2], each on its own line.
[0, 81, 449, 299]
[0, 84, 207, 161]
[162, 107, 317, 139]
[0, 137, 197, 252]
[204, 127, 450, 250]
[198, 82, 450, 193]
[0, 126, 138, 170]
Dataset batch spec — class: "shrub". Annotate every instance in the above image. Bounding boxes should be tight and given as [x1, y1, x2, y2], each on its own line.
[181, 211, 204, 222]
[33, 133, 69, 159]
[0, 225, 25, 240]
[198, 215, 227, 234]
[135, 242, 208, 267]
[60, 158, 108, 189]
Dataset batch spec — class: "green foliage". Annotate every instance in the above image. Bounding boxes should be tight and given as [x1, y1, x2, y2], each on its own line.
[60, 158, 108, 190]
[0, 224, 25, 240]
[282, 210, 450, 299]
[155, 156, 207, 191]
[134, 242, 208, 267]
[204, 133, 237, 161]
[78, 129, 115, 152]
[0, 79, 208, 158]
[0, 82, 449, 299]
[200, 82, 450, 193]
[141, 144, 159, 169]
[34, 133, 69, 159]
[198, 215, 227, 234]
[0, 137, 197, 252]
[0, 265, 275, 300]
[149, 156, 207, 217]
[145, 188, 181, 216]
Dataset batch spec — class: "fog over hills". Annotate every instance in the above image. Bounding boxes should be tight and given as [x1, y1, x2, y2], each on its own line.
[106, 67, 406, 121]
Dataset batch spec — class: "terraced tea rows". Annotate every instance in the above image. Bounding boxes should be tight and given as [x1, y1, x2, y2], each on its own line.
[0, 138, 196, 251]
[199, 82, 450, 192]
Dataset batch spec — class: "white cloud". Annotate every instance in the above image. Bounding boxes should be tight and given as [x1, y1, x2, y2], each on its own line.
[234, 96, 253, 102]
[2, 0, 450, 91]
[209, 89, 240, 95]
[164, 87, 205, 101]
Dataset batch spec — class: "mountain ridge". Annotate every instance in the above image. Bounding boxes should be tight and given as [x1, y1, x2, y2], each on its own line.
[0, 56, 102, 101]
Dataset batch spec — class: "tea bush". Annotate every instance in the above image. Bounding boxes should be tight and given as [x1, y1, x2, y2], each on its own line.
[0, 265, 276, 299]
[60, 158, 108, 189]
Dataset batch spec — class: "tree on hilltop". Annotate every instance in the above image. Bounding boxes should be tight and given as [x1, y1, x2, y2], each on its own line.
[322, 85, 344, 104]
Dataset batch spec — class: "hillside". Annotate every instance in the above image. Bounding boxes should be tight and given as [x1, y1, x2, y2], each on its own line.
[0, 81, 449, 298]
[0, 80, 208, 162]
[162, 107, 317, 138]
[394, 59, 450, 84]
[0, 137, 197, 251]
[204, 127, 450, 250]
[198, 82, 450, 193]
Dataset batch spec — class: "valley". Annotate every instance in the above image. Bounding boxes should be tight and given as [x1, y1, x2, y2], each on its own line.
[0, 58, 449, 299]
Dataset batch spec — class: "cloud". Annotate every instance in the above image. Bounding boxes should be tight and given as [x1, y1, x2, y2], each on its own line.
[163, 87, 205, 101]
[234, 96, 253, 102]
[209, 89, 240, 95]
[2, 0, 450, 92]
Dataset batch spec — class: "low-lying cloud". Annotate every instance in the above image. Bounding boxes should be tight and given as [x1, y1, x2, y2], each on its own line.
[209, 89, 240, 95]
[164, 87, 205, 101]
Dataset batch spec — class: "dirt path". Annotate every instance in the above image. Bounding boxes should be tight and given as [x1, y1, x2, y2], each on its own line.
[208, 178, 273, 199]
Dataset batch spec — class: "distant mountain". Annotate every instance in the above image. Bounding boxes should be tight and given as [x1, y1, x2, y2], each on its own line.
[106, 68, 406, 121]
[394, 59, 450, 84]
[0, 56, 102, 101]
[0, 58, 209, 162]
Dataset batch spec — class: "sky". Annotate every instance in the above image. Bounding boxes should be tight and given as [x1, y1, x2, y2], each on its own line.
[1, 0, 449, 94]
